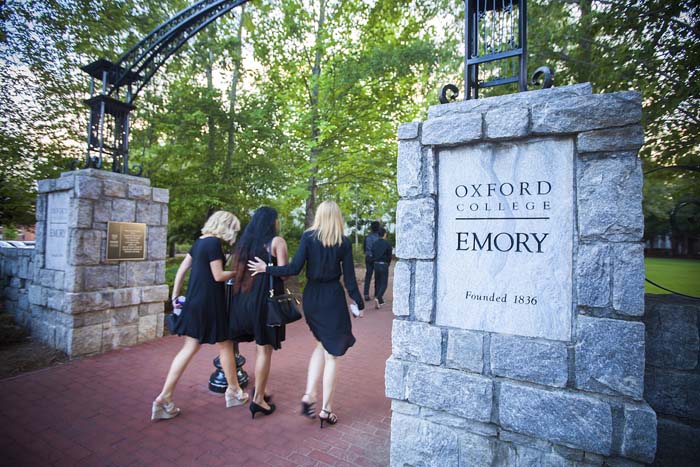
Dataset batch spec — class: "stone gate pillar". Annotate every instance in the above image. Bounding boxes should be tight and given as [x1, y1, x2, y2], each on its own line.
[387, 84, 656, 465]
[30, 169, 169, 357]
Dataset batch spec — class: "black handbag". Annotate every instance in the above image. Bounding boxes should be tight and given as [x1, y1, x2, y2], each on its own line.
[166, 295, 187, 334]
[265, 246, 302, 327]
[166, 312, 178, 334]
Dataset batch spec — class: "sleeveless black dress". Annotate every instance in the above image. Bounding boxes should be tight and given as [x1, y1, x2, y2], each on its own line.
[266, 231, 364, 357]
[172, 237, 230, 344]
[228, 244, 286, 350]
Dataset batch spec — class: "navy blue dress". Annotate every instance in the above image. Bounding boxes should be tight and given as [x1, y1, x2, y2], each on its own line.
[173, 237, 230, 344]
[228, 244, 286, 350]
[266, 231, 364, 356]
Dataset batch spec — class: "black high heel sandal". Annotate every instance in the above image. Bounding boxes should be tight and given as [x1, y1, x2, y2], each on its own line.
[300, 394, 316, 419]
[250, 401, 276, 419]
[319, 409, 338, 428]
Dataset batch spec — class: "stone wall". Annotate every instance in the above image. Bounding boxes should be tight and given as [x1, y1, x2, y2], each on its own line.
[387, 84, 657, 466]
[0, 248, 34, 323]
[644, 294, 700, 466]
[26, 169, 169, 357]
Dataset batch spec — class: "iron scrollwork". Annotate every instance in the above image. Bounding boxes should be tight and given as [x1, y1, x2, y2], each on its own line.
[127, 163, 144, 177]
[530, 66, 554, 89]
[439, 1, 554, 103]
[439, 84, 460, 104]
[69, 155, 102, 171]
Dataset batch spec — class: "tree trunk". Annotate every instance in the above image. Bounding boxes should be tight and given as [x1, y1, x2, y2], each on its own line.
[224, 4, 246, 181]
[577, 0, 593, 83]
[304, 0, 326, 228]
[205, 47, 216, 165]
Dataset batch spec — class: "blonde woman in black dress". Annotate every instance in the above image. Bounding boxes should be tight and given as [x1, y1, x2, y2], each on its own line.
[152, 211, 249, 420]
[249, 201, 364, 427]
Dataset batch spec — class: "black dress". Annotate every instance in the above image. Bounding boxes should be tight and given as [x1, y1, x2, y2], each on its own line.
[173, 236, 230, 344]
[267, 231, 364, 357]
[228, 244, 286, 350]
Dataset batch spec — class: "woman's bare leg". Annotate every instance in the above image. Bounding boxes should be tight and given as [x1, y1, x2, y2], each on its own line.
[303, 341, 325, 404]
[254, 344, 273, 409]
[156, 336, 200, 403]
[218, 340, 242, 394]
[321, 350, 338, 414]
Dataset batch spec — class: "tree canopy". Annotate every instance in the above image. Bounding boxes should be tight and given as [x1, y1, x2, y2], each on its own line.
[1, 0, 697, 244]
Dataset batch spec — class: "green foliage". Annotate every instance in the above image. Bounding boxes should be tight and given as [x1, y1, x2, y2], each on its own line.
[483, 0, 700, 240]
[2, 225, 19, 241]
[1, 0, 697, 245]
[351, 242, 366, 265]
[243, 0, 457, 227]
[165, 257, 188, 295]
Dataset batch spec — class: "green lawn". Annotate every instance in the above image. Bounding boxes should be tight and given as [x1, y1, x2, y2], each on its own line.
[645, 258, 700, 296]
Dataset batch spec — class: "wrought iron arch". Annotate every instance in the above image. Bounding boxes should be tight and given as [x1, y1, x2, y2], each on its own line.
[76, 0, 252, 175]
[80, 0, 554, 173]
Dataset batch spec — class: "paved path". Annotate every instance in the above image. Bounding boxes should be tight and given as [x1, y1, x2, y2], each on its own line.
[0, 273, 393, 467]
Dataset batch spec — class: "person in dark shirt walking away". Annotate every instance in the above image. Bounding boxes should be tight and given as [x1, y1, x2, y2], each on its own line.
[371, 227, 392, 309]
[248, 200, 364, 428]
[362, 221, 380, 301]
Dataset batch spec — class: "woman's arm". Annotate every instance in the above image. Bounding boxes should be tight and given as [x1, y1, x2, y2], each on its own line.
[250, 233, 308, 276]
[210, 259, 236, 282]
[341, 239, 365, 310]
[271, 236, 289, 281]
[172, 254, 193, 306]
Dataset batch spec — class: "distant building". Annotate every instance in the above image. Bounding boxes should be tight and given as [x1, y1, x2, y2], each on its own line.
[646, 233, 699, 257]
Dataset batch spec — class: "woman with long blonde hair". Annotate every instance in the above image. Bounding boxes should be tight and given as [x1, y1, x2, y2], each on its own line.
[152, 210, 249, 421]
[249, 200, 364, 427]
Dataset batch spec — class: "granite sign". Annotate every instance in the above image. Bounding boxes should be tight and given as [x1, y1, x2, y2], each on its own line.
[435, 137, 574, 341]
[389, 86, 654, 466]
[45, 191, 70, 271]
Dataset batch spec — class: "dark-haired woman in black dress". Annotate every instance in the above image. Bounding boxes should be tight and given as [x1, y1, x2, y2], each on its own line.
[229, 206, 289, 419]
[152, 211, 249, 421]
[249, 201, 364, 427]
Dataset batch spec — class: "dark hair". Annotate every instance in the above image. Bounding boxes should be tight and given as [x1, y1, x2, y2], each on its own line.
[370, 221, 381, 232]
[232, 206, 278, 292]
[378, 227, 387, 237]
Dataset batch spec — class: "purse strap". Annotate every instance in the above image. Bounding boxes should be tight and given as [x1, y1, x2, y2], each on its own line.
[267, 241, 274, 297]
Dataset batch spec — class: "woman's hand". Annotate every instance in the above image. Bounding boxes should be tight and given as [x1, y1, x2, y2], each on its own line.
[247, 256, 267, 276]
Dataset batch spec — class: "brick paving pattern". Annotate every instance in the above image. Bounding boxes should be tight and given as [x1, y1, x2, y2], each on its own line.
[0, 272, 393, 466]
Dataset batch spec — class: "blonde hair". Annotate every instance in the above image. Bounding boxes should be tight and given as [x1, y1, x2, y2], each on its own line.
[201, 211, 241, 245]
[309, 200, 344, 247]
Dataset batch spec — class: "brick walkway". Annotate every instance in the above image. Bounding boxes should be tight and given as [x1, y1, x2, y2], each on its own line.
[0, 273, 393, 467]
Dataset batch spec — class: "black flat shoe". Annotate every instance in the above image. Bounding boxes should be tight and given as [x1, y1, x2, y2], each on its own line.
[250, 401, 276, 419]
[319, 409, 338, 428]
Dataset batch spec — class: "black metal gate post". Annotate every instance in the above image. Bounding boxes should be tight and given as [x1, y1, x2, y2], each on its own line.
[444, 0, 552, 103]
[209, 278, 249, 393]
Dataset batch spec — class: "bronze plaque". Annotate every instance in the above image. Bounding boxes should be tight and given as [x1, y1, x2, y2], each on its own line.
[107, 222, 147, 261]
